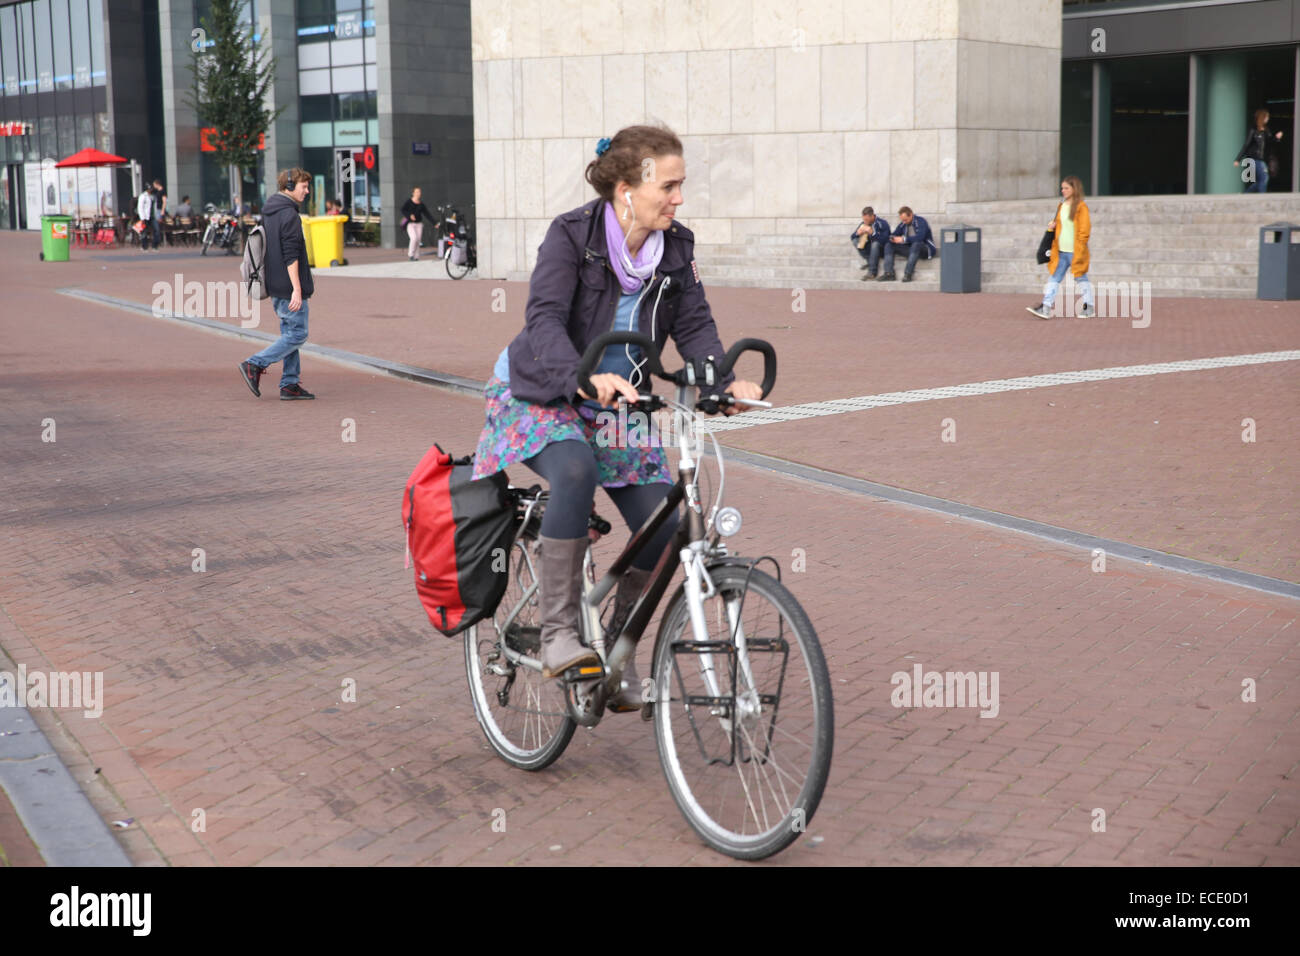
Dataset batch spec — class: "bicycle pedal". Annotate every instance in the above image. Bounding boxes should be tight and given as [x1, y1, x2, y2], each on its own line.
[562, 663, 605, 682]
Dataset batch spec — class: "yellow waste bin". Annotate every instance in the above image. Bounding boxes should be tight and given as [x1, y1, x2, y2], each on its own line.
[299, 214, 316, 268]
[306, 214, 348, 268]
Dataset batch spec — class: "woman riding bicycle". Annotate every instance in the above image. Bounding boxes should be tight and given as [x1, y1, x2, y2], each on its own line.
[471, 124, 761, 710]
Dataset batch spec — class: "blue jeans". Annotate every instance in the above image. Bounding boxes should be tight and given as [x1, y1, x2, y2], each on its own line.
[1043, 252, 1093, 309]
[883, 240, 932, 276]
[151, 217, 163, 249]
[248, 297, 309, 387]
[1243, 158, 1269, 193]
[853, 237, 885, 274]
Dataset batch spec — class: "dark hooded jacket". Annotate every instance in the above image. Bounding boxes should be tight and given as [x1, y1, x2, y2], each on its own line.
[262, 192, 314, 300]
[505, 197, 732, 404]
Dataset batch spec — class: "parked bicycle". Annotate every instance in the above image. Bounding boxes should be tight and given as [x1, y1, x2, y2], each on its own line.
[200, 207, 247, 256]
[464, 332, 834, 860]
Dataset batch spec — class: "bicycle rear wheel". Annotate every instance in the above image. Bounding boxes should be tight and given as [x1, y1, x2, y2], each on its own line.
[465, 533, 576, 770]
[651, 565, 833, 859]
[446, 243, 471, 279]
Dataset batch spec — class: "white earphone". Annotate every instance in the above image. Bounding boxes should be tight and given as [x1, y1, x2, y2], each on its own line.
[623, 191, 633, 221]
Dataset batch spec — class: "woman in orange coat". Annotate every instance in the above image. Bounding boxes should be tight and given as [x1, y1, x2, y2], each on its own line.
[1028, 176, 1093, 319]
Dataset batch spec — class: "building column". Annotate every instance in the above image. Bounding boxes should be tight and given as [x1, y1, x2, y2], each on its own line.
[1090, 60, 1110, 196]
[259, 4, 300, 208]
[158, 0, 201, 211]
[1203, 52, 1246, 194]
[1293, 45, 1299, 193]
[1187, 54, 1201, 194]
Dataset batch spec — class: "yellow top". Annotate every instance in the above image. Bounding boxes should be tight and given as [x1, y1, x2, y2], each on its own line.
[1057, 202, 1075, 253]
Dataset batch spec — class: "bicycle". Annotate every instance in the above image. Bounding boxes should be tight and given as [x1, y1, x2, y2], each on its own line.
[445, 228, 476, 280]
[201, 211, 245, 256]
[464, 332, 834, 860]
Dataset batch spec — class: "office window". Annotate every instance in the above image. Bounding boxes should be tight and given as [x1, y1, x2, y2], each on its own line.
[88, 0, 104, 85]
[52, 0, 72, 91]
[298, 0, 333, 43]
[20, 3, 37, 93]
[300, 94, 332, 123]
[57, 113, 75, 158]
[336, 91, 367, 121]
[95, 111, 111, 152]
[2, 6, 19, 96]
[39, 115, 56, 161]
[33, 0, 53, 93]
[76, 113, 93, 150]
[71, 0, 91, 88]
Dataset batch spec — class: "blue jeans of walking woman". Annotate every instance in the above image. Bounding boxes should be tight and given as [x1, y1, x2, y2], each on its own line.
[1043, 252, 1093, 310]
[248, 297, 309, 387]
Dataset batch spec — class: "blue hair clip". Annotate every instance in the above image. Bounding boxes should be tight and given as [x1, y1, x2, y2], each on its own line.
[595, 137, 612, 157]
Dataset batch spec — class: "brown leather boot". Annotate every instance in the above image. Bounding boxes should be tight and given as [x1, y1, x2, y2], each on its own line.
[606, 567, 653, 712]
[538, 535, 600, 679]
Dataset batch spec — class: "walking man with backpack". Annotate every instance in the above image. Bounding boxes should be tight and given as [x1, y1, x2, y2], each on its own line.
[238, 168, 316, 401]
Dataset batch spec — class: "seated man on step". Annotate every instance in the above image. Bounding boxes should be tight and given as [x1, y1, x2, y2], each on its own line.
[850, 205, 890, 280]
[879, 206, 937, 282]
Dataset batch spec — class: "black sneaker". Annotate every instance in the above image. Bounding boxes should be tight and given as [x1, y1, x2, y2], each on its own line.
[877, 272, 896, 282]
[901, 273, 914, 283]
[280, 383, 315, 401]
[859, 262, 871, 271]
[238, 361, 264, 397]
[860, 271, 878, 281]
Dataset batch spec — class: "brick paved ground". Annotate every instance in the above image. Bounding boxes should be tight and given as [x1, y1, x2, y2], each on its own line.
[43, 234, 1300, 581]
[0, 233, 1296, 865]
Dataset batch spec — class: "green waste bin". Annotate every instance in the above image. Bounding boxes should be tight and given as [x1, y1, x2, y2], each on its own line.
[40, 215, 73, 262]
[303, 214, 348, 268]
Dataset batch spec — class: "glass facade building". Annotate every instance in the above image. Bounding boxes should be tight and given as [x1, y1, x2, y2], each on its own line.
[295, 0, 380, 219]
[0, 0, 115, 229]
[1062, 0, 1299, 195]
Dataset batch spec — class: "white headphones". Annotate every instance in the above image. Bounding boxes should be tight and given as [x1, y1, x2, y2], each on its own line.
[623, 191, 633, 221]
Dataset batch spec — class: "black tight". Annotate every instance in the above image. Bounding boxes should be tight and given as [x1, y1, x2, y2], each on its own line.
[524, 440, 678, 571]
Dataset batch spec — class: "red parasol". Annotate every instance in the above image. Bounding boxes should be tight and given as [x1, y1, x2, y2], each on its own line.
[55, 147, 128, 167]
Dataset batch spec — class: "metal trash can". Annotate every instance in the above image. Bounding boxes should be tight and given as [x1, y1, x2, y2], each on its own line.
[940, 224, 980, 293]
[40, 214, 73, 262]
[1258, 222, 1300, 300]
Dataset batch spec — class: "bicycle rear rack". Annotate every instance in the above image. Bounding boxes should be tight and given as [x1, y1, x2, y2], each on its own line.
[670, 636, 788, 767]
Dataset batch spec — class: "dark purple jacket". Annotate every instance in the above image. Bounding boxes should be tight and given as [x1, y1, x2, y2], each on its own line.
[505, 198, 733, 404]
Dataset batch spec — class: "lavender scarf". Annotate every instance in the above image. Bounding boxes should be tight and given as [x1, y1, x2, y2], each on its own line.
[603, 201, 664, 294]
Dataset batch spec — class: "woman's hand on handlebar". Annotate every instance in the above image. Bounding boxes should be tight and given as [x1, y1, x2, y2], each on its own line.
[723, 379, 763, 415]
[577, 372, 640, 408]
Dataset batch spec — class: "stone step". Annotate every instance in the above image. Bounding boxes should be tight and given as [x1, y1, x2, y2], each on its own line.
[702, 243, 1261, 263]
[698, 252, 1258, 276]
[701, 274, 1258, 298]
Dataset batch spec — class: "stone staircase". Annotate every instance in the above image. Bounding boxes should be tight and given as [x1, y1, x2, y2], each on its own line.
[691, 195, 1300, 298]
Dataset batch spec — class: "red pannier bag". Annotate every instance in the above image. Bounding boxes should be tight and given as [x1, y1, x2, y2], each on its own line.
[402, 444, 518, 636]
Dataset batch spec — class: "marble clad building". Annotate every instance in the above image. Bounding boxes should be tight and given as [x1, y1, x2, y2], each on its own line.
[470, 0, 1063, 279]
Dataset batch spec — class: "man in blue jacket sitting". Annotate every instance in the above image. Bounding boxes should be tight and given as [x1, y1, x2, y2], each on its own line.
[879, 206, 937, 282]
[850, 205, 890, 280]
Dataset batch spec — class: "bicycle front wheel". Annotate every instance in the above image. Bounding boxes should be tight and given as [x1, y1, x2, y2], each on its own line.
[464, 534, 575, 770]
[651, 565, 833, 859]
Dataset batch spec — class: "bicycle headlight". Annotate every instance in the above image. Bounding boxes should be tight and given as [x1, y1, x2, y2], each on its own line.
[715, 506, 742, 537]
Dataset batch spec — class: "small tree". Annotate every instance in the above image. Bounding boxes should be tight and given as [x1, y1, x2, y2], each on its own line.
[187, 0, 283, 207]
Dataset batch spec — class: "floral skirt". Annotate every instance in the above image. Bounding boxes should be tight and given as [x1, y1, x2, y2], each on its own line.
[471, 377, 670, 487]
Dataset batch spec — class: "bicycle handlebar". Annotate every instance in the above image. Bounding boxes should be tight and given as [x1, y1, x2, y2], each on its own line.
[574, 332, 776, 403]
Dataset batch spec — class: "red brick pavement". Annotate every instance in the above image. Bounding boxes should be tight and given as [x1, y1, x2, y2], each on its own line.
[0, 243, 1297, 865]
[32, 233, 1300, 581]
